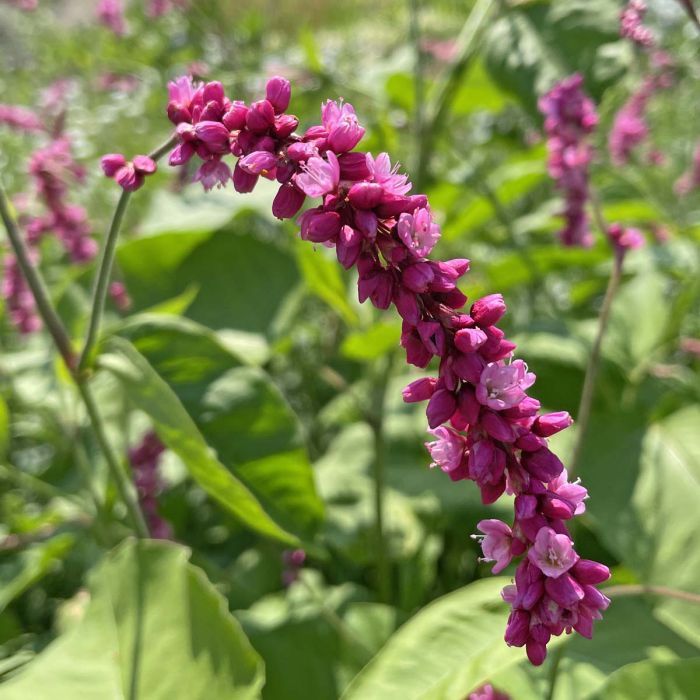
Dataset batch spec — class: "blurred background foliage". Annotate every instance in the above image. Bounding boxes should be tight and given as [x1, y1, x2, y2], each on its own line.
[0, 0, 699, 698]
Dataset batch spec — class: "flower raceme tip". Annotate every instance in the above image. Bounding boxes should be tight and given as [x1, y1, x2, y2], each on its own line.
[159, 73, 610, 665]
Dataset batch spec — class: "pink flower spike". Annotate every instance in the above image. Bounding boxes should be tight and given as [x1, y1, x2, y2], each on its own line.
[425, 426, 466, 474]
[528, 527, 578, 578]
[476, 519, 513, 574]
[295, 152, 340, 198]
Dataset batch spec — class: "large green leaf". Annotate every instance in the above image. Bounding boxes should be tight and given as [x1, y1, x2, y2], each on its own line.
[117, 225, 299, 336]
[341, 578, 528, 700]
[0, 535, 74, 614]
[579, 406, 700, 646]
[487, 596, 700, 700]
[117, 317, 323, 538]
[483, 1, 626, 116]
[0, 540, 264, 699]
[587, 657, 700, 699]
[100, 337, 299, 546]
[237, 571, 396, 700]
[296, 242, 359, 326]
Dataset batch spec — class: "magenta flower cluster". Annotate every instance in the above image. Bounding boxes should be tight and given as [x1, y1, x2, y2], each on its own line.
[129, 431, 173, 540]
[620, 0, 655, 47]
[2, 136, 97, 334]
[162, 74, 610, 665]
[539, 74, 598, 247]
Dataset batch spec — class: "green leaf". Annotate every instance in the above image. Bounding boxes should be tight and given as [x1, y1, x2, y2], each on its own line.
[118, 317, 323, 538]
[237, 571, 394, 700]
[0, 540, 264, 699]
[340, 322, 400, 362]
[341, 578, 527, 700]
[483, 1, 625, 116]
[580, 406, 700, 646]
[587, 657, 700, 700]
[118, 225, 300, 336]
[100, 337, 299, 546]
[0, 535, 75, 614]
[296, 242, 359, 326]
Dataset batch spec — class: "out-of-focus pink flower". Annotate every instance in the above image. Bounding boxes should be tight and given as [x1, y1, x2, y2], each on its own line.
[620, 0, 655, 47]
[96, 0, 127, 36]
[539, 75, 598, 247]
[0, 104, 43, 133]
[607, 222, 645, 254]
[468, 684, 511, 700]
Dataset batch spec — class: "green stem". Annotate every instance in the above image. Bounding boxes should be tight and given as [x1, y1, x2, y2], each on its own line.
[409, 0, 425, 174]
[78, 189, 132, 371]
[604, 584, 700, 605]
[78, 134, 177, 372]
[545, 641, 566, 700]
[569, 200, 623, 479]
[297, 574, 375, 663]
[0, 181, 76, 372]
[76, 381, 149, 538]
[0, 179, 149, 538]
[415, 0, 494, 189]
[368, 353, 394, 604]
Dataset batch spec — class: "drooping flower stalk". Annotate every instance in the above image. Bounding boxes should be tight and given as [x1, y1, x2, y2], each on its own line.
[161, 74, 611, 664]
[619, 0, 655, 47]
[539, 74, 598, 247]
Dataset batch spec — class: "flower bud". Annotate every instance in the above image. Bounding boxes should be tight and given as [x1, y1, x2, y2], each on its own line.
[533, 411, 573, 437]
[222, 101, 248, 130]
[426, 389, 457, 429]
[246, 99, 275, 132]
[101, 153, 127, 177]
[572, 559, 610, 585]
[298, 209, 341, 243]
[233, 162, 259, 193]
[522, 448, 564, 482]
[239, 150, 278, 175]
[454, 328, 487, 353]
[338, 152, 371, 180]
[402, 263, 434, 293]
[272, 183, 305, 219]
[265, 75, 291, 113]
[402, 377, 437, 403]
[347, 181, 383, 209]
[471, 293, 507, 327]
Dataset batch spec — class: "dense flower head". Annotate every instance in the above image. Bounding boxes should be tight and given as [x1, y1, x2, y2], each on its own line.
[163, 74, 610, 664]
[620, 0, 655, 47]
[129, 431, 173, 540]
[539, 75, 598, 247]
